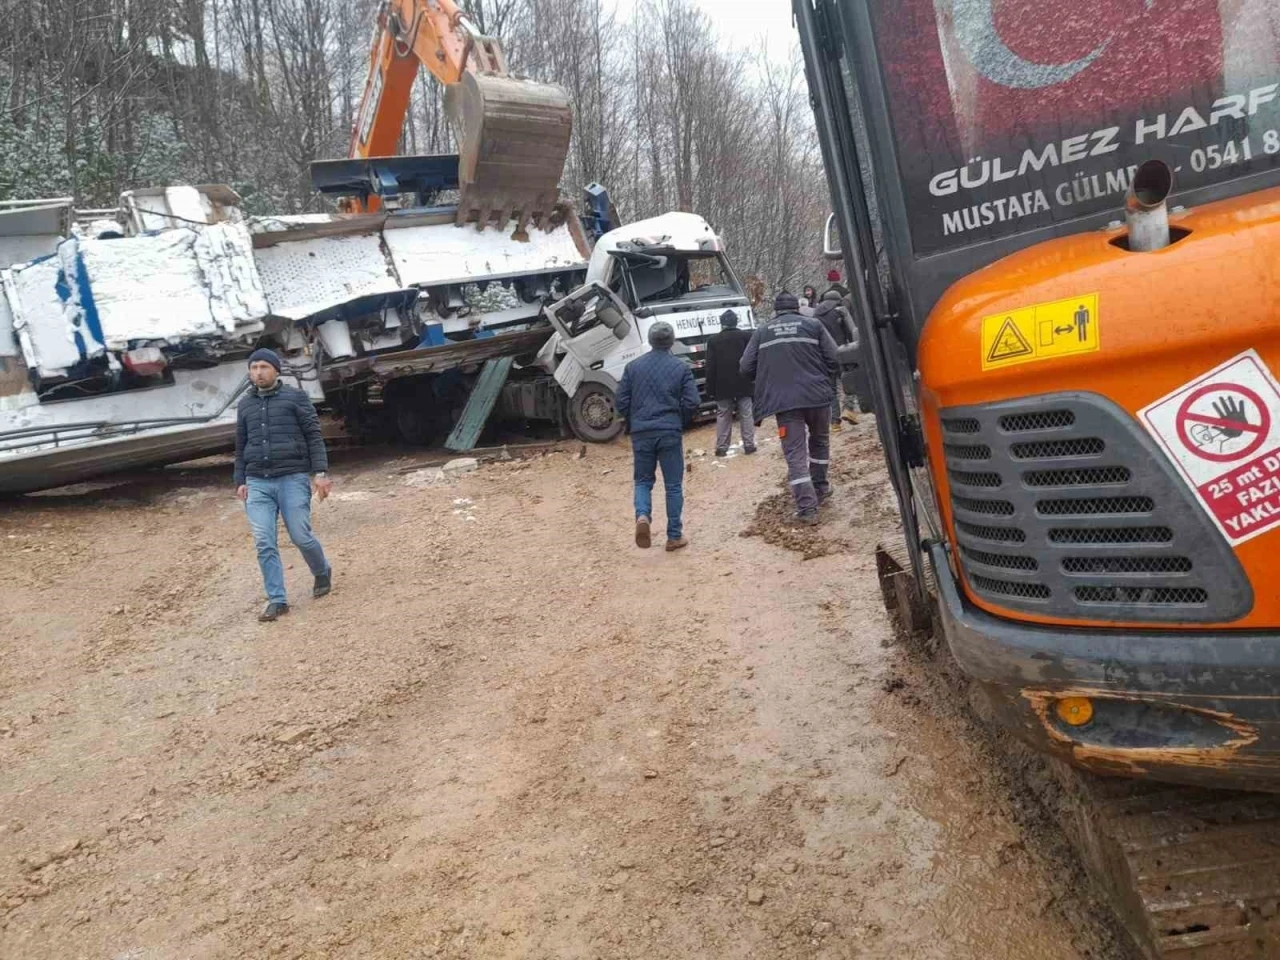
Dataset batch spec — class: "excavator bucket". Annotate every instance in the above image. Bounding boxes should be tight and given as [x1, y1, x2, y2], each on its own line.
[445, 72, 573, 229]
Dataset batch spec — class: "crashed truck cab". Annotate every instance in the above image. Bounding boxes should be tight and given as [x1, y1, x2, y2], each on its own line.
[796, 0, 1280, 791]
[534, 212, 754, 442]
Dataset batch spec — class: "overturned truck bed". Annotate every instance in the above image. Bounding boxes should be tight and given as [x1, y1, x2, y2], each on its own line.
[0, 327, 552, 496]
[0, 174, 590, 495]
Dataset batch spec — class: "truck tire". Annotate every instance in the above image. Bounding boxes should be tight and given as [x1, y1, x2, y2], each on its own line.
[567, 383, 624, 443]
[394, 403, 443, 447]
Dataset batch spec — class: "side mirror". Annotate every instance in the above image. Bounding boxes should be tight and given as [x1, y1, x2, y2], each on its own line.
[612, 318, 632, 341]
[823, 213, 842, 260]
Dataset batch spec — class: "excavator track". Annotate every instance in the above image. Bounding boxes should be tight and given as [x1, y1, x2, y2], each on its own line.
[1060, 776, 1280, 959]
[876, 539, 1280, 960]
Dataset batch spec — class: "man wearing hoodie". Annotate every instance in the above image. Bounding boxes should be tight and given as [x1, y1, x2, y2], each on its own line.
[704, 309, 756, 457]
[234, 348, 333, 622]
[616, 322, 700, 551]
[814, 291, 854, 431]
[740, 292, 840, 524]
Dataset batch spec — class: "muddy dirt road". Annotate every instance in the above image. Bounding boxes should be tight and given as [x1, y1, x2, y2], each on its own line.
[0, 422, 1126, 959]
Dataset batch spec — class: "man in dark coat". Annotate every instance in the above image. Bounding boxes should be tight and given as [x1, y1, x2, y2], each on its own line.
[704, 309, 756, 456]
[234, 348, 333, 621]
[740, 291, 840, 524]
[814, 292, 853, 430]
[616, 322, 700, 552]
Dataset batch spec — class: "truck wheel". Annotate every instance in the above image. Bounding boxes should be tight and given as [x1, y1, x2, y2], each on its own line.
[394, 403, 442, 446]
[567, 383, 624, 443]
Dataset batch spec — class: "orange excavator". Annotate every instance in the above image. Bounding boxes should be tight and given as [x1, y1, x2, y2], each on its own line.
[796, 0, 1280, 956]
[339, 0, 572, 228]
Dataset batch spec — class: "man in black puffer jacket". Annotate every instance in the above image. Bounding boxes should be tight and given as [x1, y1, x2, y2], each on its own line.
[740, 291, 840, 524]
[234, 348, 333, 621]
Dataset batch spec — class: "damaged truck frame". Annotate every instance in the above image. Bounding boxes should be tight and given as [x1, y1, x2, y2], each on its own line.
[0, 185, 753, 494]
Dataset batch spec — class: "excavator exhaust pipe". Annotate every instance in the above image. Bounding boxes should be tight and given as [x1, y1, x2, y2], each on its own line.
[445, 73, 573, 229]
[1125, 159, 1173, 252]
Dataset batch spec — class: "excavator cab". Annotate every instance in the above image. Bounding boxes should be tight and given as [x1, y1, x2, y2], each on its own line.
[795, 0, 1280, 785]
[798, 3, 1280, 952]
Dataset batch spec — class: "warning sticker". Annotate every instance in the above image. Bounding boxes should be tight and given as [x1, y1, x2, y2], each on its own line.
[1139, 350, 1280, 545]
[980, 293, 1100, 371]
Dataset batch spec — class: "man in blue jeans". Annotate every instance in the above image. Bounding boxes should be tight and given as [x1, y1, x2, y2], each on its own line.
[615, 322, 700, 552]
[234, 348, 333, 621]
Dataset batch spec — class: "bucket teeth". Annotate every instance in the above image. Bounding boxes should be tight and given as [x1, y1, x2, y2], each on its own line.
[446, 72, 572, 230]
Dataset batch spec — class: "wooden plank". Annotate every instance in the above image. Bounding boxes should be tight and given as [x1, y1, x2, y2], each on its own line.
[445, 356, 515, 452]
[251, 213, 388, 248]
[381, 210, 462, 231]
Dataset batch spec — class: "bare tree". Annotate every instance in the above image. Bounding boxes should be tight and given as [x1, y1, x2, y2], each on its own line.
[0, 0, 829, 290]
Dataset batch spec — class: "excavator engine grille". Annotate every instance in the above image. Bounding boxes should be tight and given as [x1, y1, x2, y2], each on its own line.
[939, 394, 1253, 623]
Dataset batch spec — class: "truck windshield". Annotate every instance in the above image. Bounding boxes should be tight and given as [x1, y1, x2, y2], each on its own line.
[866, 1, 1280, 256]
[611, 252, 743, 309]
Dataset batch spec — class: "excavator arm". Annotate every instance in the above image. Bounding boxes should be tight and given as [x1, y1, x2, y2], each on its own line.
[348, 0, 572, 226]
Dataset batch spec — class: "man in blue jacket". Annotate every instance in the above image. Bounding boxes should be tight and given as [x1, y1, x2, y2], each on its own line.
[615, 322, 700, 552]
[234, 348, 334, 621]
[740, 291, 840, 525]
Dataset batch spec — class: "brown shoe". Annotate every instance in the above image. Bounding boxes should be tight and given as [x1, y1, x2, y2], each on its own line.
[666, 536, 689, 552]
[635, 516, 652, 549]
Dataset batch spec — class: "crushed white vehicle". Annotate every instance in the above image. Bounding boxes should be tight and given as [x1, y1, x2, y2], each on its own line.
[0, 185, 752, 494]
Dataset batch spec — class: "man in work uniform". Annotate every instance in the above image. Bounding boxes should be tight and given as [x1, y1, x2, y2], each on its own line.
[616, 322, 700, 552]
[234, 348, 334, 622]
[704, 309, 756, 457]
[740, 291, 840, 525]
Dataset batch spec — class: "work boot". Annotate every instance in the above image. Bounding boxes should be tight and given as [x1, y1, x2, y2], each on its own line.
[818, 485, 834, 504]
[842, 411, 859, 425]
[313, 569, 332, 599]
[259, 601, 289, 622]
[715, 448, 728, 457]
[743, 444, 757, 455]
[797, 511, 819, 527]
[666, 536, 689, 552]
[635, 516, 652, 549]
[831, 421, 844, 433]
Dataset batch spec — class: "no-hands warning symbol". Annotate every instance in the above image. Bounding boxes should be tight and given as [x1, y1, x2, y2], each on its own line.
[1140, 350, 1280, 545]
[1174, 383, 1271, 463]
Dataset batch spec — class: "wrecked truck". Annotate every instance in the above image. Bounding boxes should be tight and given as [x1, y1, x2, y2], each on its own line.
[0, 183, 752, 495]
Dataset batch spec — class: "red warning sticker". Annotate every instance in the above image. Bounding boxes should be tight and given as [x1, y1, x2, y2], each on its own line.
[1140, 350, 1280, 545]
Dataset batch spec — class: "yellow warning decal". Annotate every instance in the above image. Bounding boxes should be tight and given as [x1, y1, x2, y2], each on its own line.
[980, 293, 1100, 371]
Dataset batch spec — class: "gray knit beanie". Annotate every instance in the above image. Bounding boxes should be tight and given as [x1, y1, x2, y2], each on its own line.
[648, 322, 676, 350]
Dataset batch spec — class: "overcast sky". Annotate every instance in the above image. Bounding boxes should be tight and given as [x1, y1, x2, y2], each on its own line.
[611, 0, 799, 63]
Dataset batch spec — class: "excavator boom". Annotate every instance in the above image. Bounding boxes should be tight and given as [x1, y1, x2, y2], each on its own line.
[349, 0, 572, 225]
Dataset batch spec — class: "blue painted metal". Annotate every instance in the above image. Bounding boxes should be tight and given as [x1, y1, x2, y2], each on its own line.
[418, 323, 447, 348]
[445, 356, 514, 452]
[309, 155, 461, 207]
[580, 183, 614, 241]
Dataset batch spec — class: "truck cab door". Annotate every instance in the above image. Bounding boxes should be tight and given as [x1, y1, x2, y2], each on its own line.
[542, 281, 636, 398]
